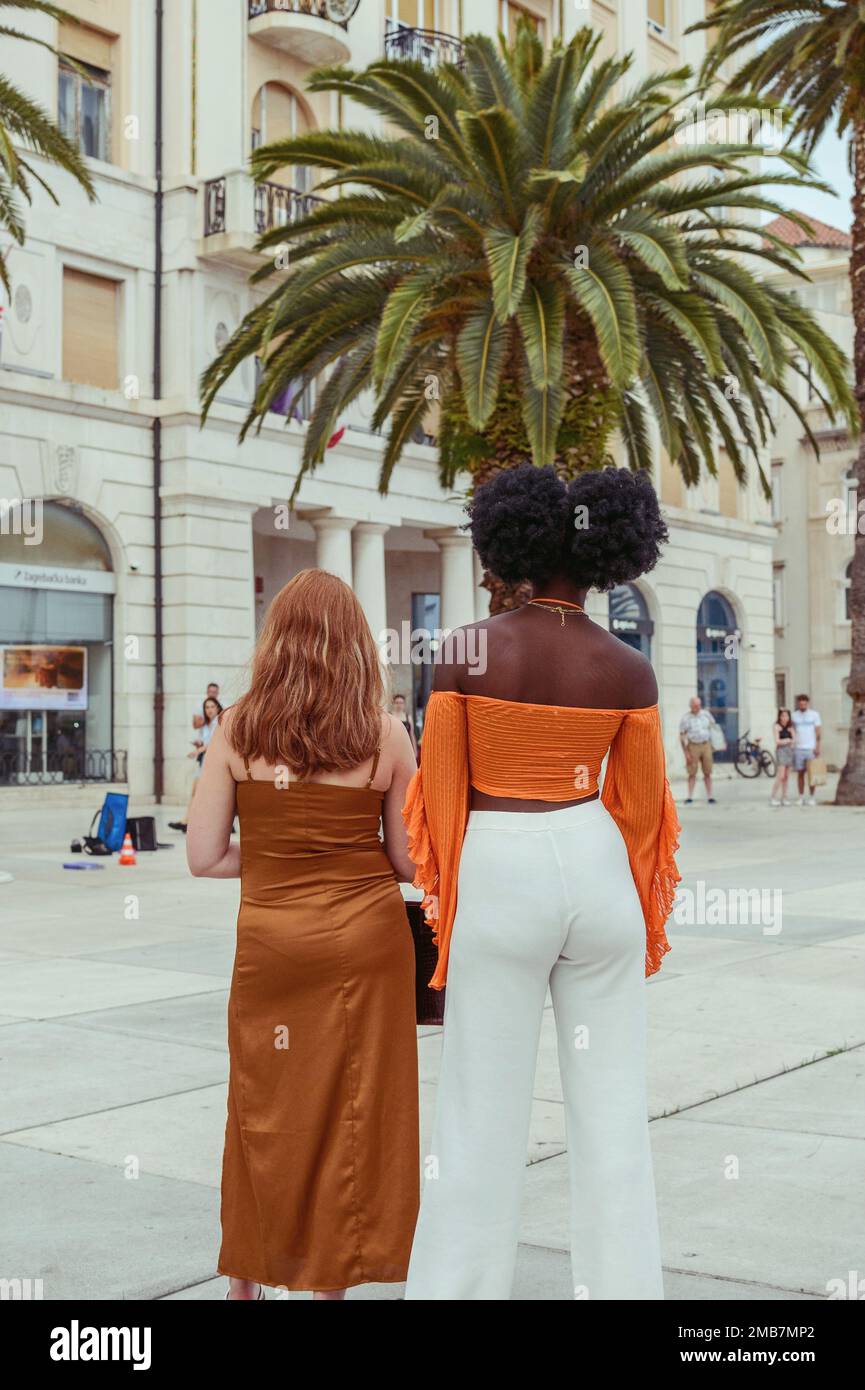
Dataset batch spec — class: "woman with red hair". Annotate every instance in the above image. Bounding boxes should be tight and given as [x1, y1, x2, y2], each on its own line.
[188, 569, 419, 1301]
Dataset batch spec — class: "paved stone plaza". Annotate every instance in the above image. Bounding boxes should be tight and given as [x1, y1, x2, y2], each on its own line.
[1, 770, 863, 1301]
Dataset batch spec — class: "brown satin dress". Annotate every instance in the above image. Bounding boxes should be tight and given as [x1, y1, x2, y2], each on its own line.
[218, 751, 420, 1291]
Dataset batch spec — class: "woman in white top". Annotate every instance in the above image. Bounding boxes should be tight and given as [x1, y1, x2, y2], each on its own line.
[170, 696, 222, 833]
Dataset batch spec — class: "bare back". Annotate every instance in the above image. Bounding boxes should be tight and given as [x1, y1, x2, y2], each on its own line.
[434, 606, 658, 811]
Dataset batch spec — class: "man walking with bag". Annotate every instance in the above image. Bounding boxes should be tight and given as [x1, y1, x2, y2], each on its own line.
[679, 696, 721, 804]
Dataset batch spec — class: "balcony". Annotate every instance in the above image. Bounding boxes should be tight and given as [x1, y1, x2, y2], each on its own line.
[201, 170, 323, 268]
[384, 18, 464, 68]
[801, 404, 855, 454]
[248, 0, 351, 64]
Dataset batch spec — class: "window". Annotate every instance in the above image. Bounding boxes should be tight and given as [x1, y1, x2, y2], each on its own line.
[62, 269, 119, 390]
[57, 21, 115, 162]
[775, 671, 787, 708]
[255, 358, 315, 421]
[58, 58, 111, 161]
[648, 0, 666, 33]
[251, 84, 310, 193]
[500, 0, 547, 45]
[718, 452, 739, 518]
[390, 0, 442, 26]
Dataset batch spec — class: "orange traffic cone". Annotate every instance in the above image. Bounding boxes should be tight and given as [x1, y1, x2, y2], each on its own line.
[118, 832, 137, 866]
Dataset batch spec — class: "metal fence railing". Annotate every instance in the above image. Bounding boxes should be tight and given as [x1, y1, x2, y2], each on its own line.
[0, 748, 127, 787]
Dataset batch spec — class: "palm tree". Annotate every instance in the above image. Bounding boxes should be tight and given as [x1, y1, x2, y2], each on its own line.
[202, 22, 856, 612]
[0, 0, 95, 292]
[688, 0, 865, 804]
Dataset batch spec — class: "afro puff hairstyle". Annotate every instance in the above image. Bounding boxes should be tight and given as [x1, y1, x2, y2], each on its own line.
[467, 464, 669, 593]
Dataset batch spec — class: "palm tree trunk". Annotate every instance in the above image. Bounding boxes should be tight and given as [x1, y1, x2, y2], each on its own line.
[476, 331, 616, 615]
[836, 118, 865, 805]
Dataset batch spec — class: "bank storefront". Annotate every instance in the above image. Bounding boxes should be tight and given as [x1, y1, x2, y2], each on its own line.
[0, 502, 124, 786]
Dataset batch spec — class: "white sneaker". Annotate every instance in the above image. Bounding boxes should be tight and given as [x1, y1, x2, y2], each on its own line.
[808, 795, 817, 806]
[797, 796, 805, 806]
[781, 799, 791, 807]
[770, 799, 781, 807]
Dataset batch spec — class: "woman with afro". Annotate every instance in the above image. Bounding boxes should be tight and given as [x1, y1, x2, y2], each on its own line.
[402, 464, 679, 1301]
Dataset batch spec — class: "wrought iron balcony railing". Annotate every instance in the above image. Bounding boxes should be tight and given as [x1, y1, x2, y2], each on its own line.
[204, 176, 226, 237]
[254, 182, 322, 234]
[203, 175, 322, 238]
[248, 0, 348, 29]
[384, 19, 464, 68]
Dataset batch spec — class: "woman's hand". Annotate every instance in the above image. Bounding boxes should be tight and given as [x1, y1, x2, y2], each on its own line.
[382, 715, 421, 883]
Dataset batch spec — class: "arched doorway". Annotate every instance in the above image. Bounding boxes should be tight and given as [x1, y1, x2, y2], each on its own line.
[696, 591, 739, 760]
[0, 501, 118, 784]
[609, 583, 654, 659]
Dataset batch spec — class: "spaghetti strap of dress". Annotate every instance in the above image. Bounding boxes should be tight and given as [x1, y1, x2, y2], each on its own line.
[366, 745, 382, 789]
[243, 756, 253, 781]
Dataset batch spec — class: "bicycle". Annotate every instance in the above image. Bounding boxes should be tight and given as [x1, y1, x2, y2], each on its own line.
[734, 730, 776, 779]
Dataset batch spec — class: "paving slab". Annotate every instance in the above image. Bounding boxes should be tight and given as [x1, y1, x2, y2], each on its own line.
[0, 957, 225, 1019]
[6, 1082, 227, 1187]
[58, 991, 229, 1052]
[0, 1141, 219, 1301]
[0, 1020, 227, 1132]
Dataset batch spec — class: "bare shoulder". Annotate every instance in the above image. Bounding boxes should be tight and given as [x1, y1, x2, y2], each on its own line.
[218, 705, 237, 740]
[380, 710, 415, 776]
[380, 710, 406, 741]
[615, 641, 658, 707]
[380, 710, 413, 752]
[434, 612, 516, 693]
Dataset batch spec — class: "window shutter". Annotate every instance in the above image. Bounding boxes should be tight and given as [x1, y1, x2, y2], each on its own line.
[62, 269, 119, 390]
[58, 21, 114, 71]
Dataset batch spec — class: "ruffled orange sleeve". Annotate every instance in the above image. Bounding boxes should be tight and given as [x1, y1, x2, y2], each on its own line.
[601, 706, 680, 976]
[401, 691, 469, 990]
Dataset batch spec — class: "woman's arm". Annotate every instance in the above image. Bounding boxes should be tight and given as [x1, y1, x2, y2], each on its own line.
[186, 722, 240, 878]
[382, 715, 419, 882]
[602, 707, 680, 976]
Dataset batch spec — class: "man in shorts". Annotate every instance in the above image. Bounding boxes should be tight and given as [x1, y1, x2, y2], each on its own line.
[679, 696, 718, 804]
[791, 693, 822, 806]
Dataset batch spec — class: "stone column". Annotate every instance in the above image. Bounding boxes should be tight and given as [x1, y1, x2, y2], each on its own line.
[311, 515, 354, 583]
[429, 528, 476, 632]
[473, 549, 490, 622]
[352, 521, 389, 645]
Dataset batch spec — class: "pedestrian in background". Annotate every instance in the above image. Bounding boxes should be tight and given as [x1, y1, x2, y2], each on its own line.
[193, 681, 220, 731]
[770, 708, 795, 807]
[792, 693, 822, 806]
[170, 695, 222, 833]
[679, 696, 718, 804]
[391, 692, 418, 760]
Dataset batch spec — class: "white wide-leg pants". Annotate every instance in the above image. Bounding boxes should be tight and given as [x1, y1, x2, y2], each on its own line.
[405, 799, 664, 1301]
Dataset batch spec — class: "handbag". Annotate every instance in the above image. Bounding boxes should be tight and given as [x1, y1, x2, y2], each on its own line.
[710, 723, 727, 752]
[405, 899, 445, 1026]
[806, 756, 827, 786]
[126, 816, 158, 852]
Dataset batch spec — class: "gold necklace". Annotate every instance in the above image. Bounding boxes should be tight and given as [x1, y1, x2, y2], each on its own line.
[527, 597, 587, 627]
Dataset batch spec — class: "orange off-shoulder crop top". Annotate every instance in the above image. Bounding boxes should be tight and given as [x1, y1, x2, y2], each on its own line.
[401, 692, 681, 990]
